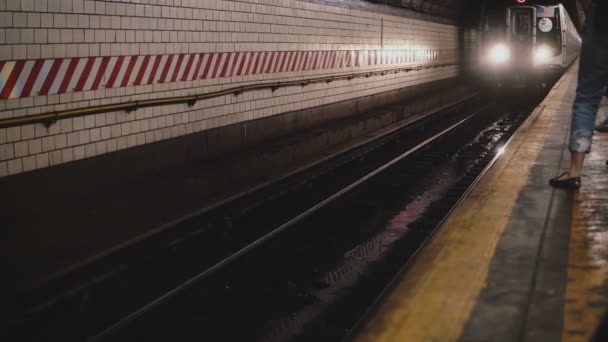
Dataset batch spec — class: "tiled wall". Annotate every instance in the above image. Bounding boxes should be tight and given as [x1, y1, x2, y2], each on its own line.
[0, 0, 460, 178]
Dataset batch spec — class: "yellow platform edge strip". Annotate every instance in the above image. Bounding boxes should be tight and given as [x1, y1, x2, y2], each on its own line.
[355, 71, 576, 342]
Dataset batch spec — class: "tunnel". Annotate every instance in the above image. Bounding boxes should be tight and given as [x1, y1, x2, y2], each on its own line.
[0, 0, 604, 341]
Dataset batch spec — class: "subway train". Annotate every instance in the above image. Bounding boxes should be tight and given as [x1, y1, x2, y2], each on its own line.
[480, 3, 581, 88]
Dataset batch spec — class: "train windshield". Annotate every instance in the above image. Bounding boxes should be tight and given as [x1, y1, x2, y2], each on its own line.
[510, 7, 535, 44]
[536, 8, 561, 56]
[482, 7, 506, 41]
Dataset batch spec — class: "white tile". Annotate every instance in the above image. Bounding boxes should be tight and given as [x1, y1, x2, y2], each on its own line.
[54, 134, 67, 149]
[0, 143, 14, 160]
[6, 127, 20, 142]
[36, 152, 49, 168]
[49, 150, 61, 165]
[78, 129, 90, 144]
[14, 141, 28, 157]
[0, 161, 7, 177]
[61, 147, 73, 162]
[66, 131, 78, 146]
[7, 0, 20, 11]
[84, 115, 95, 128]
[29, 138, 42, 154]
[21, 125, 35, 140]
[84, 143, 96, 157]
[73, 145, 84, 160]
[35, 0, 48, 12]
[42, 136, 55, 152]
[22, 155, 36, 172]
[72, 116, 84, 130]
[8, 158, 22, 175]
[95, 141, 107, 154]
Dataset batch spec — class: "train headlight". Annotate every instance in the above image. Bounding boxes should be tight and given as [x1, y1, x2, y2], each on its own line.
[489, 43, 510, 63]
[534, 45, 552, 63]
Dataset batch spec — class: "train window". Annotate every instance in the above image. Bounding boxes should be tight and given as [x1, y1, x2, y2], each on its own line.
[509, 8, 535, 45]
[514, 11, 532, 35]
[536, 8, 561, 56]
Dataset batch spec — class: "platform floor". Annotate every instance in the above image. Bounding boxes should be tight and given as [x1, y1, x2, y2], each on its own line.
[354, 63, 608, 342]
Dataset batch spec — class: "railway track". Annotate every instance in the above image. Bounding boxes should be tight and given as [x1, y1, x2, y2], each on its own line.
[3, 91, 544, 341]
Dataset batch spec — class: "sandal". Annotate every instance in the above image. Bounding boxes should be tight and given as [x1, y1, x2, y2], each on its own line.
[549, 172, 581, 189]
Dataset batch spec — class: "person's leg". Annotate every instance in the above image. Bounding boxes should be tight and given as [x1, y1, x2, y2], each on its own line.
[594, 85, 608, 131]
[551, 5, 608, 188]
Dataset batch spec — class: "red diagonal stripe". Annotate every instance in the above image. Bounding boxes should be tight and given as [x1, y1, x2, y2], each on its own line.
[285, 51, 297, 72]
[303, 52, 311, 70]
[330, 51, 336, 67]
[159, 55, 174, 83]
[261, 52, 270, 74]
[285, 51, 298, 72]
[229, 52, 241, 77]
[301, 52, 310, 71]
[300, 52, 307, 70]
[134, 55, 151, 86]
[320, 52, 326, 69]
[252, 52, 262, 75]
[236, 53, 247, 76]
[307, 52, 315, 70]
[181, 54, 195, 81]
[170, 54, 185, 83]
[312, 52, 320, 70]
[244, 52, 255, 75]
[272, 52, 282, 73]
[219, 52, 232, 78]
[39, 59, 63, 95]
[0, 61, 25, 99]
[290, 52, 300, 72]
[201, 53, 215, 79]
[21, 59, 45, 97]
[211, 53, 223, 79]
[106, 56, 125, 88]
[58, 58, 80, 94]
[147, 55, 162, 85]
[265, 52, 276, 73]
[91, 56, 110, 90]
[192, 53, 205, 80]
[279, 51, 291, 72]
[310, 51, 318, 70]
[120, 55, 138, 87]
[328, 51, 335, 68]
[74, 57, 95, 92]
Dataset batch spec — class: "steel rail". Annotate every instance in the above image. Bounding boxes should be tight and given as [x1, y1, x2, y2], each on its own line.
[342, 105, 546, 342]
[87, 110, 477, 342]
[0, 63, 454, 129]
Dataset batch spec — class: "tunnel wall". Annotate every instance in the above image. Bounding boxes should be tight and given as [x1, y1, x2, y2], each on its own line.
[0, 0, 459, 178]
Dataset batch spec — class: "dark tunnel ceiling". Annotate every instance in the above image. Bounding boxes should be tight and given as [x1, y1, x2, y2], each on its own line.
[369, 0, 589, 30]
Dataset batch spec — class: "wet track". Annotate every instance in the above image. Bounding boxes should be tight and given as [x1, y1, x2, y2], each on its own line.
[4, 90, 548, 342]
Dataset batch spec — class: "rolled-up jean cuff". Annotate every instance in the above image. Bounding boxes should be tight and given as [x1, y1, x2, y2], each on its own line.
[569, 129, 593, 153]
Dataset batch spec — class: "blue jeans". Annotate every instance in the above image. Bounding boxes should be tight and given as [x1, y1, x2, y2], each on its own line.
[570, 4, 608, 152]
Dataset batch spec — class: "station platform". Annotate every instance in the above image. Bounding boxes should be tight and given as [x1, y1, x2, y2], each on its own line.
[354, 63, 608, 341]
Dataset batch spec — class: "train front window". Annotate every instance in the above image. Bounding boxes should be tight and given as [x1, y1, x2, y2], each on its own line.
[514, 12, 532, 35]
[536, 9, 561, 56]
[509, 7, 535, 43]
